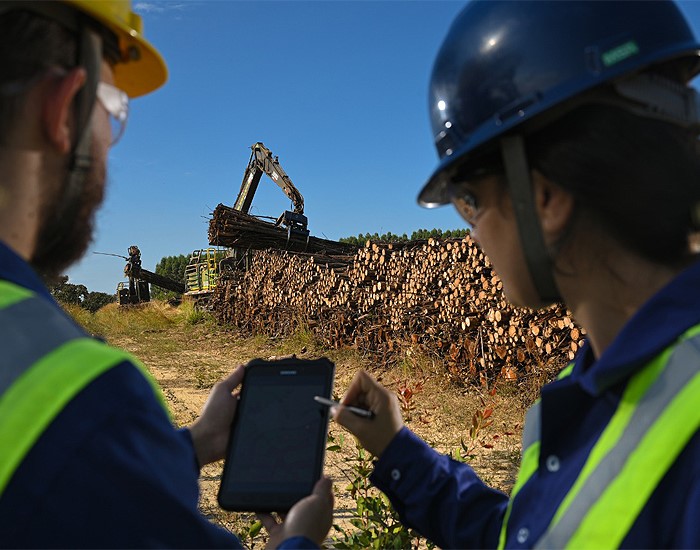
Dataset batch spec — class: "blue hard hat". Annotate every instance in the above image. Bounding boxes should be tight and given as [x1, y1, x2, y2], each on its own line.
[419, 0, 700, 207]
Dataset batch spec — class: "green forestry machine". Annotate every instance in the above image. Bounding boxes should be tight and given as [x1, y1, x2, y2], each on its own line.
[103, 142, 309, 306]
[184, 142, 309, 300]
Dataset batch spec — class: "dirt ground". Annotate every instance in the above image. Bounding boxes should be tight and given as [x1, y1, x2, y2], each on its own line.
[109, 317, 526, 547]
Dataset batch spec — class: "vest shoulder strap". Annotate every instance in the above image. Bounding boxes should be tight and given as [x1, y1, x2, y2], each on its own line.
[0, 280, 168, 497]
[536, 327, 700, 548]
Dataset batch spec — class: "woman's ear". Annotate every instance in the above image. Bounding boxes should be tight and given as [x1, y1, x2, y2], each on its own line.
[532, 169, 574, 241]
[41, 68, 87, 155]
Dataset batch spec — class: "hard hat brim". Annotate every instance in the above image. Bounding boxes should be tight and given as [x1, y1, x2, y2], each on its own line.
[112, 35, 167, 98]
[417, 164, 452, 209]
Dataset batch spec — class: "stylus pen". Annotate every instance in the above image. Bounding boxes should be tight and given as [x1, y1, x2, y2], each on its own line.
[314, 396, 375, 419]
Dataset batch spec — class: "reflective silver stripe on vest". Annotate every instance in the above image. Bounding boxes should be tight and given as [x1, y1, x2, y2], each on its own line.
[535, 334, 700, 549]
[521, 401, 541, 451]
[0, 296, 85, 395]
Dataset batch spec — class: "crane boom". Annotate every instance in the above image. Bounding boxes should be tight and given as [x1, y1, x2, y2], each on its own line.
[137, 268, 186, 294]
[233, 142, 305, 217]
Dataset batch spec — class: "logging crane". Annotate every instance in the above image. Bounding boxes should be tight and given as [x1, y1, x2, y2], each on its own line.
[234, 142, 310, 239]
[97, 246, 186, 305]
[101, 144, 312, 306]
[185, 142, 311, 297]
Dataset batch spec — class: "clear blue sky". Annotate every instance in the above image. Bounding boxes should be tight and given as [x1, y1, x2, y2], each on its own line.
[67, 0, 700, 294]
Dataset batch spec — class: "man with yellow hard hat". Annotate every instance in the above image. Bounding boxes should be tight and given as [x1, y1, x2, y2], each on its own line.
[0, 2, 332, 546]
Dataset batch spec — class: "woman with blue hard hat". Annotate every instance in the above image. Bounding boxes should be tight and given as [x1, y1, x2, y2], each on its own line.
[335, 1, 700, 547]
[0, 1, 332, 547]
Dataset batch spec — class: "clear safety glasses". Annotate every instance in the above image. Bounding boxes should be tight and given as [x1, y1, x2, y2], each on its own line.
[96, 81, 129, 146]
[446, 156, 505, 226]
[448, 181, 480, 226]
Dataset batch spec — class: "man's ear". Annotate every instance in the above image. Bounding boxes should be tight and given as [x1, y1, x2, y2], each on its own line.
[41, 68, 87, 155]
[532, 169, 575, 241]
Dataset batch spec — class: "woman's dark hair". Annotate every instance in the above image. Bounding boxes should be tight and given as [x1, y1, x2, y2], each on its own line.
[527, 102, 700, 265]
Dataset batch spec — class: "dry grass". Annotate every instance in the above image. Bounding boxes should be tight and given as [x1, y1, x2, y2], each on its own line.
[63, 300, 527, 547]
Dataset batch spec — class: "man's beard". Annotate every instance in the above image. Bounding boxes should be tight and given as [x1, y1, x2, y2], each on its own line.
[31, 152, 106, 280]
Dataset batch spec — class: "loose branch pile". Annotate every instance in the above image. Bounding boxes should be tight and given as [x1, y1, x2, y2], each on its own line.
[210, 235, 585, 387]
[208, 204, 357, 255]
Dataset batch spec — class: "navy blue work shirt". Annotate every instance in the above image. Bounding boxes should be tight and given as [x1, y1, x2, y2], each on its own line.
[0, 241, 314, 549]
[371, 259, 700, 549]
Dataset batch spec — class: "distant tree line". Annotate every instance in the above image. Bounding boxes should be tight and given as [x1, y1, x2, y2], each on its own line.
[339, 228, 470, 247]
[47, 275, 115, 312]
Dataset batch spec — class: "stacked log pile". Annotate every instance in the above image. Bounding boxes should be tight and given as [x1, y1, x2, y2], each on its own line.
[208, 204, 357, 255]
[210, 235, 585, 387]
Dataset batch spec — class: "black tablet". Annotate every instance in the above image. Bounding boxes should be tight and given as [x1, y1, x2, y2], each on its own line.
[218, 357, 335, 512]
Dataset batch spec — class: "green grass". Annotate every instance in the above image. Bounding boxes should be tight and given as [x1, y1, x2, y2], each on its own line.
[60, 302, 99, 334]
[275, 324, 318, 356]
[61, 300, 182, 338]
[176, 300, 214, 326]
[193, 362, 228, 389]
[96, 302, 175, 334]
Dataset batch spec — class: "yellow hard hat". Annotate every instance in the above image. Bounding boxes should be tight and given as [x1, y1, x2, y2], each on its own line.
[64, 0, 167, 97]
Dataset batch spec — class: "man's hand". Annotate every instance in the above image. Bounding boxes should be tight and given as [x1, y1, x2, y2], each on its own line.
[333, 370, 404, 458]
[188, 365, 245, 467]
[259, 477, 334, 548]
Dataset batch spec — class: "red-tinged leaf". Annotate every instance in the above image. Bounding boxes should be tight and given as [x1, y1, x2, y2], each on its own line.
[483, 408, 493, 419]
[492, 434, 500, 440]
[482, 443, 494, 449]
[489, 387, 497, 396]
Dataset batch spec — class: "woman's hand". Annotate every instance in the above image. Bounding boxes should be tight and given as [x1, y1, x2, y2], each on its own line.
[259, 476, 334, 548]
[333, 370, 404, 458]
[188, 365, 245, 467]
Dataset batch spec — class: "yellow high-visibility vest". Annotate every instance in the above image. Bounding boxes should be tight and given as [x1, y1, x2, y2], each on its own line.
[0, 280, 167, 497]
[498, 324, 700, 548]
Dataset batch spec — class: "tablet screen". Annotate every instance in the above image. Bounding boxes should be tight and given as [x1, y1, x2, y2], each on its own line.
[218, 358, 334, 511]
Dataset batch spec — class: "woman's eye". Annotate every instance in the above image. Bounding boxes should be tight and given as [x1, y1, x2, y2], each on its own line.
[452, 191, 479, 223]
[463, 192, 478, 210]
[447, 179, 482, 224]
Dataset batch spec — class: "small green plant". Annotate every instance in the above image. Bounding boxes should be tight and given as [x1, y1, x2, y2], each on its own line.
[233, 517, 265, 548]
[186, 308, 207, 325]
[455, 385, 497, 462]
[329, 433, 434, 550]
[396, 379, 424, 422]
[279, 323, 316, 355]
[177, 300, 210, 325]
